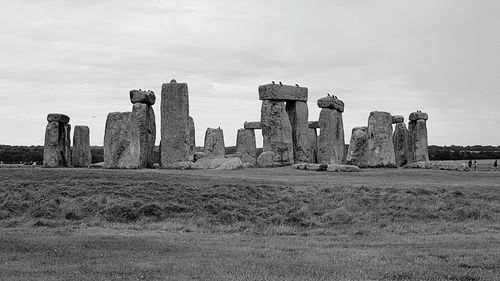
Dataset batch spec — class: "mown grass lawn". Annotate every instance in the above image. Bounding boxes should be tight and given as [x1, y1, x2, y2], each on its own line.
[0, 167, 499, 280]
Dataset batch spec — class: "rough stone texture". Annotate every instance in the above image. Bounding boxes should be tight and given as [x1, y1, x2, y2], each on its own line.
[236, 128, 257, 164]
[129, 90, 156, 106]
[403, 161, 468, 171]
[286, 101, 311, 163]
[292, 163, 327, 171]
[317, 96, 344, 112]
[308, 128, 318, 163]
[163, 161, 192, 170]
[392, 115, 404, 124]
[43, 121, 71, 167]
[261, 100, 294, 165]
[188, 116, 195, 156]
[259, 84, 308, 102]
[393, 123, 409, 167]
[192, 156, 242, 170]
[47, 113, 70, 124]
[194, 151, 206, 161]
[408, 118, 429, 163]
[308, 121, 319, 129]
[409, 111, 428, 121]
[317, 108, 345, 165]
[244, 121, 261, 130]
[345, 126, 369, 167]
[132, 103, 156, 168]
[204, 127, 225, 157]
[366, 111, 396, 167]
[257, 151, 276, 167]
[161, 81, 191, 166]
[326, 164, 361, 172]
[72, 125, 91, 167]
[103, 112, 140, 169]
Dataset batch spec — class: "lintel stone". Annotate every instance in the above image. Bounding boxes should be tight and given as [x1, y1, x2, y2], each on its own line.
[258, 84, 308, 102]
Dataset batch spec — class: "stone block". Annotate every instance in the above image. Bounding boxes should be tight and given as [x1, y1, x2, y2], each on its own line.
[317, 96, 344, 112]
[286, 101, 311, 163]
[244, 121, 261, 130]
[72, 125, 91, 167]
[129, 90, 156, 106]
[409, 111, 428, 121]
[392, 115, 404, 124]
[258, 84, 308, 102]
[47, 113, 70, 124]
[261, 100, 294, 164]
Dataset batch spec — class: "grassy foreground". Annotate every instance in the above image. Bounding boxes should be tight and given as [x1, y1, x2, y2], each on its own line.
[0, 167, 499, 280]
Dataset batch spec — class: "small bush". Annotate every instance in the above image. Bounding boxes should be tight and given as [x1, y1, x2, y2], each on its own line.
[321, 207, 353, 225]
[138, 203, 164, 221]
[102, 204, 139, 223]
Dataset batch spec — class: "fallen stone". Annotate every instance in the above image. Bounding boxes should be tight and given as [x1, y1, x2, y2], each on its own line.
[317, 96, 344, 112]
[89, 162, 104, 169]
[392, 115, 404, 124]
[47, 113, 70, 124]
[103, 112, 140, 169]
[408, 117, 429, 163]
[403, 161, 468, 171]
[258, 84, 308, 102]
[317, 107, 345, 165]
[261, 100, 294, 164]
[191, 156, 242, 170]
[163, 161, 193, 170]
[308, 121, 319, 129]
[194, 151, 206, 161]
[326, 164, 361, 172]
[129, 89, 156, 106]
[393, 123, 409, 167]
[409, 111, 428, 121]
[132, 103, 156, 168]
[72, 125, 91, 167]
[241, 162, 256, 169]
[291, 163, 328, 171]
[366, 111, 396, 167]
[204, 127, 225, 156]
[236, 128, 257, 164]
[286, 101, 311, 163]
[43, 121, 71, 167]
[345, 126, 368, 167]
[257, 151, 276, 167]
[244, 121, 261, 130]
[161, 81, 191, 166]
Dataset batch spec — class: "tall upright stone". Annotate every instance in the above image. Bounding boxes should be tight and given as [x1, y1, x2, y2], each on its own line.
[161, 80, 191, 166]
[308, 128, 318, 163]
[346, 126, 369, 167]
[188, 116, 195, 156]
[43, 113, 71, 167]
[366, 111, 396, 167]
[72, 125, 91, 167]
[132, 103, 156, 168]
[204, 127, 225, 157]
[104, 112, 140, 169]
[286, 101, 311, 163]
[236, 128, 257, 164]
[261, 100, 294, 165]
[408, 111, 429, 163]
[392, 116, 409, 167]
[317, 96, 345, 165]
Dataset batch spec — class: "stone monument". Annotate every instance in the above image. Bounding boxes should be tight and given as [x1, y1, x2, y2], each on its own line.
[43, 113, 71, 167]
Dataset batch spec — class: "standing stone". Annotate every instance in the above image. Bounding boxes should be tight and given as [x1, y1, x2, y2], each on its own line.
[188, 116, 195, 156]
[366, 111, 396, 167]
[346, 126, 369, 167]
[235, 128, 257, 164]
[161, 81, 191, 166]
[132, 103, 156, 168]
[261, 100, 294, 165]
[72, 125, 91, 167]
[43, 115, 72, 168]
[204, 127, 225, 157]
[317, 96, 345, 165]
[286, 101, 311, 163]
[104, 112, 140, 169]
[408, 112, 429, 163]
[308, 128, 318, 163]
[393, 122, 409, 167]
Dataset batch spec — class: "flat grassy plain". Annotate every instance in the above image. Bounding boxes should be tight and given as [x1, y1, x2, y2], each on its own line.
[0, 167, 499, 280]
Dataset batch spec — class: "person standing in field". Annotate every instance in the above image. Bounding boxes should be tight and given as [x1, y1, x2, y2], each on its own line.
[494, 160, 498, 171]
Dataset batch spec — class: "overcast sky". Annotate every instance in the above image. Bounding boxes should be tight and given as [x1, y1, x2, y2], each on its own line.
[0, 0, 498, 147]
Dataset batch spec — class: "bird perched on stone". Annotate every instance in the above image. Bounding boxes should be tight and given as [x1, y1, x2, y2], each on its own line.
[279, 81, 282, 86]
[272, 81, 275, 84]
[327, 93, 331, 97]
[171, 79, 177, 83]
[295, 84, 299, 87]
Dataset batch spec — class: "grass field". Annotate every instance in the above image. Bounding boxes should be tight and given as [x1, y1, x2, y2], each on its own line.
[1, 167, 499, 280]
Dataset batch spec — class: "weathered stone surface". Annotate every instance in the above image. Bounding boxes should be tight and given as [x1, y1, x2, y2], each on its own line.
[188, 116, 195, 156]
[393, 123, 409, 167]
[44, 121, 71, 167]
[163, 161, 192, 170]
[317, 108, 345, 165]
[286, 101, 311, 163]
[47, 113, 70, 124]
[204, 127, 225, 157]
[161, 81, 191, 166]
[132, 103, 156, 168]
[366, 111, 396, 167]
[346, 126, 368, 167]
[258, 84, 308, 102]
[292, 163, 328, 171]
[236, 128, 257, 164]
[103, 112, 140, 169]
[191, 156, 242, 170]
[392, 115, 404, 124]
[409, 111, 428, 121]
[308, 128, 318, 163]
[403, 161, 468, 171]
[317, 96, 344, 112]
[261, 100, 294, 164]
[326, 164, 361, 172]
[257, 151, 276, 167]
[308, 121, 319, 129]
[72, 125, 91, 167]
[408, 118, 429, 163]
[194, 152, 206, 161]
[129, 90, 156, 106]
[244, 121, 261, 130]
